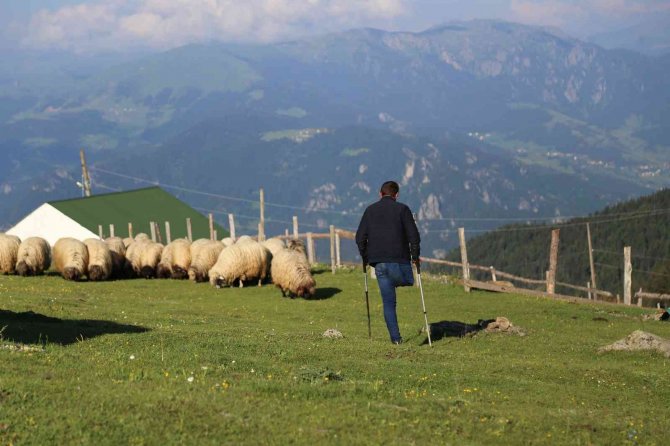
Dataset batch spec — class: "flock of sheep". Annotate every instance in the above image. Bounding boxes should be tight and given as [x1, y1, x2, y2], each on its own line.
[0, 233, 317, 298]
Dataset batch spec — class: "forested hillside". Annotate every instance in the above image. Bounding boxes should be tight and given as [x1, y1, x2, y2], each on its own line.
[445, 189, 670, 295]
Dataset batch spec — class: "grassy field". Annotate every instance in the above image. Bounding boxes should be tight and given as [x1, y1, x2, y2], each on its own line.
[1, 267, 669, 445]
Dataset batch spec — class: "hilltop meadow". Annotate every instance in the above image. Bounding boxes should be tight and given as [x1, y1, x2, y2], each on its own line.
[1, 267, 669, 445]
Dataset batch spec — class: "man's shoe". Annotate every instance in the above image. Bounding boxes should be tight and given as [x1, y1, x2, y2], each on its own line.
[392, 338, 403, 345]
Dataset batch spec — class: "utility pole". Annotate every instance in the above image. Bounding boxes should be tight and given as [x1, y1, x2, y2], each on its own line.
[586, 223, 597, 299]
[259, 188, 265, 241]
[79, 149, 92, 197]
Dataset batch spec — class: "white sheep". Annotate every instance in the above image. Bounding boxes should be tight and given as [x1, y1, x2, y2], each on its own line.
[15, 237, 51, 276]
[262, 238, 286, 257]
[271, 248, 316, 298]
[139, 241, 164, 279]
[221, 237, 235, 247]
[53, 238, 89, 281]
[157, 239, 191, 279]
[0, 234, 21, 274]
[208, 240, 270, 288]
[84, 238, 113, 281]
[188, 240, 224, 282]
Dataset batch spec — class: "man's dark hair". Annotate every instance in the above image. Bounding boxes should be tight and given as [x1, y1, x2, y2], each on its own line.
[380, 181, 400, 197]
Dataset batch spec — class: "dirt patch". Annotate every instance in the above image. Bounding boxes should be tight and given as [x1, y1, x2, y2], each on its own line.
[599, 330, 670, 358]
[322, 328, 343, 339]
[485, 317, 526, 336]
[641, 309, 669, 322]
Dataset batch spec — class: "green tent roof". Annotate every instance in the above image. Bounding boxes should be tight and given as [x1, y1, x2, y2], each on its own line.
[49, 187, 227, 241]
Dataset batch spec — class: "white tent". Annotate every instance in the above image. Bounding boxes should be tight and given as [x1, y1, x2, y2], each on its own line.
[6, 203, 98, 246]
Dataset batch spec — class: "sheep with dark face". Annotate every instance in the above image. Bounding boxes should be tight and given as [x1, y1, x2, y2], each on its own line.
[53, 238, 89, 281]
[105, 237, 128, 279]
[270, 248, 316, 298]
[139, 241, 164, 279]
[188, 240, 224, 283]
[0, 234, 21, 275]
[15, 237, 51, 276]
[84, 238, 113, 281]
[208, 240, 270, 288]
[157, 239, 191, 279]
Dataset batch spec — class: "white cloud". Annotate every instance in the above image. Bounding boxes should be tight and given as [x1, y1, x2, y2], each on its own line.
[21, 0, 406, 52]
[510, 0, 670, 28]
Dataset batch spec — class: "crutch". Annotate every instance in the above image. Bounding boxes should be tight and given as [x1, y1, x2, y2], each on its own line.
[416, 262, 432, 346]
[363, 263, 371, 339]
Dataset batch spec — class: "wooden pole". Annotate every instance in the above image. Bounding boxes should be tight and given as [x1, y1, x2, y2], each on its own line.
[490, 266, 497, 282]
[186, 218, 192, 242]
[329, 225, 336, 274]
[208, 213, 214, 241]
[98, 225, 103, 239]
[547, 229, 560, 294]
[307, 232, 315, 265]
[128, 222, 133, 238]
[213, 230, 218, 240]
[155, 222, 163, 245]
[150, 221, 157, 242]
[228, 214, 236, 242]
[458, 228, 471, 292]
[335, 232, 341, 268]
[259, 188, 265, 242]
[292, 216, 299, 239]
[79, 149, 92, 197]
[586, 223, 598, 300]
[624, 246, 632, 305]
[165, 221, 172, 244]
[587, 282, 592, 300]
[109, 224, 115, 238]
[285, 229, 289, 238]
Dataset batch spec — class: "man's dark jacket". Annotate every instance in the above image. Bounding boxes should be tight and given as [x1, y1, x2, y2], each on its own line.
[356, 196, 420, 265]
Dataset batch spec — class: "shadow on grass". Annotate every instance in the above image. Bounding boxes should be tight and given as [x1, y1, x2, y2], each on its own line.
[311, 287, 342, 300]
[420, 319, 495, 345]
[0, 309, 150, 346]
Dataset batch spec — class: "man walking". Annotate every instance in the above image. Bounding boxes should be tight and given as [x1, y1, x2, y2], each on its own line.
[356, 181, 421, 344]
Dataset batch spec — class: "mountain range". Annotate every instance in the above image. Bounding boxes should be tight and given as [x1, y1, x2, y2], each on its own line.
[1, 20, 669, 257]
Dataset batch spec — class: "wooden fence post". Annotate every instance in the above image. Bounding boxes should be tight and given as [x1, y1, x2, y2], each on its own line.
[128, 222, 133, 238]
[285, 229, 289, 238]
[335, 232, 341, 268]
[228, 214, 236, 242]
[155, 222, 163, 245]
[624, 246, 632, 305]
[293, 216, 299, 239]
[98, 225, 103, 239]
[150, 221, 157, 242]
[587, 282, 592, 300]
[209, 213, 214, 241]
[109, 224, 115, 238]
[546, 229, 560, 294]
[259, 188, 265, 242]
[458, 227, 471, 292]
[490, 266, 497, 282]
[329, 225, 336, 274]
[214, 230, 218, 241]
[186, 218, 192, 242]
[586, 223, 597, 300]
[165, 221, 171, 244]
[307, 232, 315, 265]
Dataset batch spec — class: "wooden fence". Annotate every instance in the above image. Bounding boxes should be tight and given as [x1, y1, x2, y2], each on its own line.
[98, 215, 662, 308]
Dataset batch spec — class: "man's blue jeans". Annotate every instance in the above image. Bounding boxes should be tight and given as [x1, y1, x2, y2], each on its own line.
[374, 262, 414, 343]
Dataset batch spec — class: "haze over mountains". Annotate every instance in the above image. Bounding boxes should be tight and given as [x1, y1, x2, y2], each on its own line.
[1, 20, 669, 255]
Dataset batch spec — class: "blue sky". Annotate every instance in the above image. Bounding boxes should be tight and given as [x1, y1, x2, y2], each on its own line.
[2, 0, 668, 52]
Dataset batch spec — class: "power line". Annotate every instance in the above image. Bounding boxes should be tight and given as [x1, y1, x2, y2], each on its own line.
[421, 206, 670, 222]
[90, 167, 358, 216]
[593, 248, 670, 263]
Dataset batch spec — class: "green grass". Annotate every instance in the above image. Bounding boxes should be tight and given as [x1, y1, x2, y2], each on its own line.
[1, 268, 669, 445]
